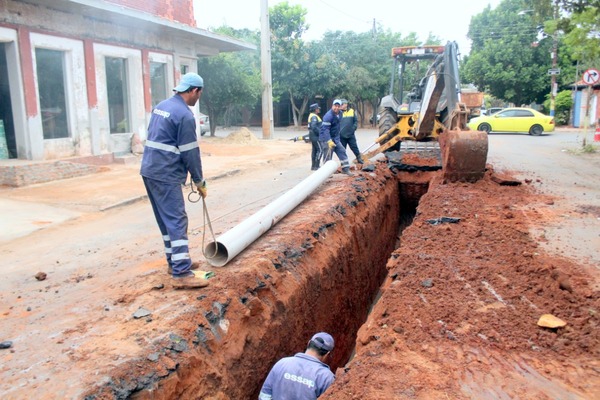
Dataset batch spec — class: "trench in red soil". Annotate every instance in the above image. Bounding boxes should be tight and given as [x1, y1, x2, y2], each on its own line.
[84, 164, 426, 399]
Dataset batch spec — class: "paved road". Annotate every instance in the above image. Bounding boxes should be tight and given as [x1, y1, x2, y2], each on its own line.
[487, 129, 600, 267]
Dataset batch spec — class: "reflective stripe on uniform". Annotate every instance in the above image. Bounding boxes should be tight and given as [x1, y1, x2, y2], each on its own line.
[179, 141, 199, 152]
[172, 252, 190, 261]
[171, 239, 188, 247]
[145, 139, 198, 154]
[162, 235, 170, 241]
[164, 247, 172, 254]
[145, 140, 179, 154]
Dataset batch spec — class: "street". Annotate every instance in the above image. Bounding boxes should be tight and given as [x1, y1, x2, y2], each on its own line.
[0, 126, 598, 398]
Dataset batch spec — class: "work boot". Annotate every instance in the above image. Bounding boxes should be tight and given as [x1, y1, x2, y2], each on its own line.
[356, 156, 364, 164]
[171, 271, 210, 289]
[341, 168, 353, 176]
[168, 261, 200, 275]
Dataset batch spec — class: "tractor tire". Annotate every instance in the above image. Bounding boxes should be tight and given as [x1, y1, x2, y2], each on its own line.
[378, 109, 400, 152]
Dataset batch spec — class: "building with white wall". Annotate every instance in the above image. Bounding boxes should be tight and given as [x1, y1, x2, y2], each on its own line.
[0, 0, 255, 162]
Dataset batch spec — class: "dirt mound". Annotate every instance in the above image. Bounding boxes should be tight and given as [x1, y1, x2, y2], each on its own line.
[221, 127, 261, 144]
[323, 167, 600, 399]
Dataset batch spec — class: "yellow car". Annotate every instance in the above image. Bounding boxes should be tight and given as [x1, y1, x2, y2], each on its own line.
[467, 107, 555, 136]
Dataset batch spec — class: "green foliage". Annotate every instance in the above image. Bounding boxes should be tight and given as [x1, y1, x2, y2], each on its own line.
[194, 0, 594, 129]
[561, 5, 600, 64]
[543, 89, 573, 125]
[313, 29, 427, 124]
[580, 143, 597, 153]
[269, 2, 318, 125]
[462, 0, 559, 105]
[198, 27, 261, 134]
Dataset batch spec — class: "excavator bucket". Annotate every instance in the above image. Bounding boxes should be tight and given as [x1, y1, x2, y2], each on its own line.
[439, 129, 488, 183]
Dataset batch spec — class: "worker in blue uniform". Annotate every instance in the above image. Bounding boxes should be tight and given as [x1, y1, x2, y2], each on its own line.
[307, 103, 322, 171]
[259, 332, 335, 400]
[140, 72, 209, 289]
[339, 99, 363, 164]
[318, 99, 352, 176]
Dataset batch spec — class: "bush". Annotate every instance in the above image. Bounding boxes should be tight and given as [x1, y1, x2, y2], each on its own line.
[543, 90, 573, 125]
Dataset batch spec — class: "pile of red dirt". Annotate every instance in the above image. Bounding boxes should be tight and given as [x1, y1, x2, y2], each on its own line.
[323, 166, 600, 399]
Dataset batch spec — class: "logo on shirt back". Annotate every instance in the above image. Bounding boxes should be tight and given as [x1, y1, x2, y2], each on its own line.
[283, 372, 315, 389]
[153, 109, 170, 119]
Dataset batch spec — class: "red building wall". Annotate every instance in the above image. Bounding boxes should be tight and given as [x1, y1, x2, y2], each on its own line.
[105, 0, 196, 26]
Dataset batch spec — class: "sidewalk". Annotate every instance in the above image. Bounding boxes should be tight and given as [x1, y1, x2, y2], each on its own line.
[0, 161, 147, 242]
[0, 128, 311, 243]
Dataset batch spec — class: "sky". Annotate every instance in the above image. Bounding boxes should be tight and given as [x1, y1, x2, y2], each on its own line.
[194, 0, 503, 55]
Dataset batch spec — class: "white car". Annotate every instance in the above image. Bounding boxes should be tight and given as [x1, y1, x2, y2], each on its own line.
[369, 114, 380, 124]
[198, 112, 210, 136]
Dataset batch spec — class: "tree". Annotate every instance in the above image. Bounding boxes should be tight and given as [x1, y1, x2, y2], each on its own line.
[269, 2, 316, 128]
[319, 29, 423, 126]
[198, 27, 261, 135]
[555, 0, 600, 65]
[463, 0, 557, 105]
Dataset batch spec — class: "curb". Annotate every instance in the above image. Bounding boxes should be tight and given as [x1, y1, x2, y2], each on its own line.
[98, 170, 241, 212]
[100, 195, 148, 212]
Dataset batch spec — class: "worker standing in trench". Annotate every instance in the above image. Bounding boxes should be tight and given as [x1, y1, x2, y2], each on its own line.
[308, 103, 322, 171]
[258, 332, 336, 399]
[319, 99, 352, 176]
[140, 72, 209, 289]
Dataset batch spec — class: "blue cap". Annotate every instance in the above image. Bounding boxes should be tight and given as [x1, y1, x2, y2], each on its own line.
[173, 72, 204, 92]
[310, 332, 334, 351]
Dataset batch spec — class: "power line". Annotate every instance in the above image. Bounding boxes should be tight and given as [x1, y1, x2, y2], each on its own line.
[315, 0, 373, 28]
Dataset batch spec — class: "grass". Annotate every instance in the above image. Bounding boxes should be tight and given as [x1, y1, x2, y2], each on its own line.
[581, 138, 598, 153]
[564, 138, 599, 155]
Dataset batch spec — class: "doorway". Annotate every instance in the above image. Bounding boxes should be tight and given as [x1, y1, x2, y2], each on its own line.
[0, 42, 17, 158]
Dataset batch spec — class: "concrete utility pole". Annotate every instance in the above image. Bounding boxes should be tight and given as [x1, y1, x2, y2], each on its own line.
[549, 1, 559, 117]
[260, 0, 274, 139]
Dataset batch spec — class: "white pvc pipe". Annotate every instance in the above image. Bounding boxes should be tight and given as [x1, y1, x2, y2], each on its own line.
[204, 159, 340, 267]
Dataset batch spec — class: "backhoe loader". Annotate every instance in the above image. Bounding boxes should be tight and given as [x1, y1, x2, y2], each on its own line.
[364, 41, 488, 183]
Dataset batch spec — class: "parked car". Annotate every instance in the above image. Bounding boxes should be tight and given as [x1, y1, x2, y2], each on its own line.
[487, 107, 504, 115]
[198, 112, 210, 136]
[369, 114, 380, 124]
[467, 107, 554, 136]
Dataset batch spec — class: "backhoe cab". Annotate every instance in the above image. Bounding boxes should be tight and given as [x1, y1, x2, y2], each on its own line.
[367, 42, 488, 183]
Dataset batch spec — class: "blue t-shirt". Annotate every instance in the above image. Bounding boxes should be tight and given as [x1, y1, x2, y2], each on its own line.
[259, 353, 335, 400]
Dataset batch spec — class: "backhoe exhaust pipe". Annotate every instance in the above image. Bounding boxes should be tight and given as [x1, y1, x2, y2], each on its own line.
[204, 160, 340, 267]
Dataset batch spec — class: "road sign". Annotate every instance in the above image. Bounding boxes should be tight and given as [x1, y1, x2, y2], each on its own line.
[582, 68, 600, 85]
[547, 68, 560, 75]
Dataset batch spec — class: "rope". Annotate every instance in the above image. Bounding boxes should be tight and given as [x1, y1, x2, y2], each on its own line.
[187, 182, 218, 258]
[201, 197, 218, 259]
